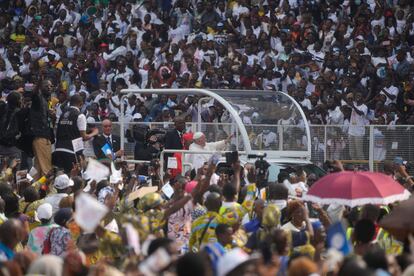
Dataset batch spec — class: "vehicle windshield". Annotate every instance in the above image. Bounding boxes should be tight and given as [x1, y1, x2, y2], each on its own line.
[203, 90, 310, 155]
[120, 89, 311, 160]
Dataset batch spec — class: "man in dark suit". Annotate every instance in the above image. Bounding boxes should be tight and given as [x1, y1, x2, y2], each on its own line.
[164, 117, 186, 168]
[165, 117, 186, 151]
[93, 119, 123, 160]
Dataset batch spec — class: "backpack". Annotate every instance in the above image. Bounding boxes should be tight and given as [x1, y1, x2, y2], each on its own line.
[42, 227, 57, 254]
[0, 108, 21, 146]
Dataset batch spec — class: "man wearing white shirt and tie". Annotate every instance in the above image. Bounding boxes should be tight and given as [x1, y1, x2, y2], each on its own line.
[92, 119, 124, 160]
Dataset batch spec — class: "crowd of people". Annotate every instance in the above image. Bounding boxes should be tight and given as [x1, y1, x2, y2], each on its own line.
[1, 145, 414, 276]
[1, 0, 414, 275]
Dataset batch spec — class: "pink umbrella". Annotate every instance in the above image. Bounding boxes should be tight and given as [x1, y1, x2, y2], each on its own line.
[303, 171, 411, 207]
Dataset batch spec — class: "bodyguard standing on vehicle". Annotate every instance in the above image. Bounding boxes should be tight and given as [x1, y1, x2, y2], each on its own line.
[29, 79, 55, 178]
[0, 92, 22, 160]
[53, 94, 98, 173]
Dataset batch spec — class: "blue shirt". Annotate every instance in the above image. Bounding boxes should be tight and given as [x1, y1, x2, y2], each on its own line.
[243, 218, 261, 233]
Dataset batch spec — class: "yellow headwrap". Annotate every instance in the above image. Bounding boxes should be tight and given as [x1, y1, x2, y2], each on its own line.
[262, 204, 281, 229]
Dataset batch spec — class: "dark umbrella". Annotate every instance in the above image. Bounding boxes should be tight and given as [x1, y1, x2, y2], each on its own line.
[379, 196, 414, 241]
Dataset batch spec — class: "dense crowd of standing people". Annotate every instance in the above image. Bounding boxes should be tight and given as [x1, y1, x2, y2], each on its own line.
[0, 0, 414, 275]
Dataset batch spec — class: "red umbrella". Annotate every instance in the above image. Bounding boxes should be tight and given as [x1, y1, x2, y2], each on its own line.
[303, 171, 410, 208]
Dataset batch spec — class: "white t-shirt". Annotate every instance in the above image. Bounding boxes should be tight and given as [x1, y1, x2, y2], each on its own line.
[44, 193, 68, 215]
[348, 103, 368, 137]
[168, 26, 185, 44]
[255, 131, 277, 148]
[327, 106, 344, 125]
[380, 85, 399, 105]
[299, 98, 312, 111]
[77, 113, 87, 131]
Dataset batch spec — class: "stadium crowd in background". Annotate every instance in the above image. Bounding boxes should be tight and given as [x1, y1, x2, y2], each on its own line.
[0, 0, 412, 165]
[0, 0, 414, 275]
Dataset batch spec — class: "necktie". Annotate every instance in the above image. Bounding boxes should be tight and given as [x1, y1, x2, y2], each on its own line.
[179, 131, 184, 148]
[106, 136, 112, 150]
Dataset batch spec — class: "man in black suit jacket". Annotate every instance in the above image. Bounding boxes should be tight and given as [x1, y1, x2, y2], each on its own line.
[165, 117, 186, 151]
[164, 117, 186, 167]
[93, 119, 123, 160]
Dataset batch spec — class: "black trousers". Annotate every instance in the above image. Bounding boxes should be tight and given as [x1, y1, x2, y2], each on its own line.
[52, 151, 83, 174]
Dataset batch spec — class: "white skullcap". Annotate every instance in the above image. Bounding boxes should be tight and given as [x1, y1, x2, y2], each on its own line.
[193, 132, 204, 140]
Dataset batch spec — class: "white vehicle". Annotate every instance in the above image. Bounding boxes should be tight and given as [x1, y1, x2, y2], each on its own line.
[216, 157, 325, 183]
[119, 89, 319, 176]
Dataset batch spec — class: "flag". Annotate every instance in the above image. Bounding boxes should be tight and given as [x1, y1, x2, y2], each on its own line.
[327, 221, 352, 255]
[101, 143, 115, 160]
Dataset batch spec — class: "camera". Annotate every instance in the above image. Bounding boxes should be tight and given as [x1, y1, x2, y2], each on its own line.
[247, 153, 270, 188]
[146, 129, 166, 147]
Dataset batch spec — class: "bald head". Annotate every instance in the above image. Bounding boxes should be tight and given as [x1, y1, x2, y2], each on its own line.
[205, 192, 222, 212]
[102, 119, 112, 136]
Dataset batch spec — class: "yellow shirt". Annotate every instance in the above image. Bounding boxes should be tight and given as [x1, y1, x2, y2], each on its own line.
[10, 34, 25, 43]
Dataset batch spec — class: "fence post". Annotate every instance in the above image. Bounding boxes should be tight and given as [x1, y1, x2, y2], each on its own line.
[323, 125, 327, 164]
[120, 95, 126, 159]
[278, 125, 283, 151]
[235, 122, 239, 150]
[369, 125, 374, 171]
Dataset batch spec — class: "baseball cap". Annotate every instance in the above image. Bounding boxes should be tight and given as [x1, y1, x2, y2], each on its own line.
[35, 203, 53, 221]
[54, 174, 74, 190]
[133, 113, 143, 120]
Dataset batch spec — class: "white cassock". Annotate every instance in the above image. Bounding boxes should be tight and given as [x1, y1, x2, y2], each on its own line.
[187, 140, 227, 170]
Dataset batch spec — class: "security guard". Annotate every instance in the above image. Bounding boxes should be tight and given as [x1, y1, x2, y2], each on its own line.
[52, 94, 98, 173]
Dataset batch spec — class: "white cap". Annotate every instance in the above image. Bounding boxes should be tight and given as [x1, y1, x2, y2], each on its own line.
[86, 117, 96, 124]
[217, 248, 250, 276]
[54, 174, 74, 190]
[193, 132, 204, 140]
[36, 203, 53, 221]
[133, 113, 143, 120]
[47, 50, 60, 60]
[47, 49, 58, 56]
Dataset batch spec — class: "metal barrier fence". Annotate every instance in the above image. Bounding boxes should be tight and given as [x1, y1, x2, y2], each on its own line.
[91, 122, 414, 171]
[93, 121, 308, 155]
[309, 125, 414, 171]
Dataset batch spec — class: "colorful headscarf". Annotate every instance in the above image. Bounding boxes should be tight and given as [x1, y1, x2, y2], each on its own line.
[138, 192, 164, 212]
[221, 206, 243, 227]
[262, 204, 281, 229]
